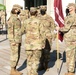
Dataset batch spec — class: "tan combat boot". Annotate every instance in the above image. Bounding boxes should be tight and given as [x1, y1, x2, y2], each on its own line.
[10, 68, 23, 75]
[65, 72, 74, 75]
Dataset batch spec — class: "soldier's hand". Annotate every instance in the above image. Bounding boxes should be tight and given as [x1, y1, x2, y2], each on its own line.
[56, 26, 60, 31]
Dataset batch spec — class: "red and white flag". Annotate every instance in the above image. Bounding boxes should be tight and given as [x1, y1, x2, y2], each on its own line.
[54, 0, 64, 42]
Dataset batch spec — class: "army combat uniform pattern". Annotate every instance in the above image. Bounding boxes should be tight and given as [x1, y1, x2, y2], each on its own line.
[7, 14, 22, 68]
[37, 5, 56, 70]
[21, 14, 45, 75]
[59, 13, 76, 73]
[40, 15, 56, 67]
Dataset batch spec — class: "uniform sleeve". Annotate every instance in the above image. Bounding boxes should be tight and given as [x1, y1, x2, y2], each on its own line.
[14, 18, 22, 43]
[7, 17, 15, 41]
[39, 21, 46, 40]
[59, 17, 73, 33]
[39, 22, 46, 47]
[14, 18, 21, 33]
[50, 17, 56, 31]
[7, 18, 12, 28]
[21, 20, 26, 34]
[50, 17, 56, 40]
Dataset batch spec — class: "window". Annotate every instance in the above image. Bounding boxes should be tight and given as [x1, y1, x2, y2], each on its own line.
[24, 0, 47, 10]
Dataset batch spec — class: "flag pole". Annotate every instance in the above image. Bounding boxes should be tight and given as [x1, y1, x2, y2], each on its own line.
[54, 0, 64, 73]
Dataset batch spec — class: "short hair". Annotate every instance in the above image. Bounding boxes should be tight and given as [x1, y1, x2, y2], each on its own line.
[11, 8, 17, 14]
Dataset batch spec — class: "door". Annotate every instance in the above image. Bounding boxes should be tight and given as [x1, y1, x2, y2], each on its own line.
[24, 0, 47, 10]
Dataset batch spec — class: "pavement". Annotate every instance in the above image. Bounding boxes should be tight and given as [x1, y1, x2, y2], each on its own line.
[0, 34, 76, 75]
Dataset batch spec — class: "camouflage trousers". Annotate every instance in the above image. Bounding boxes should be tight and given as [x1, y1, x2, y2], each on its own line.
[66, 46, 76, 72]
[9, 41, 21, 68]
[26, 50, 41, 75]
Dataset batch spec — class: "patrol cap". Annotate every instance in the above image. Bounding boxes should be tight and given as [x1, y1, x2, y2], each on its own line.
[13, 4, 23, 9]
[12, 6, 19, 10]
[30, 7, 37, 12]
[40, 5, 46, 11]
[67, 3, 76, 8]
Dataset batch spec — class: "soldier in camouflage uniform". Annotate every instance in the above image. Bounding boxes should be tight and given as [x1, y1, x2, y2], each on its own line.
[38, 5, 56, 71]
[37, 6, 41, 17]
[21, 7, 45, 75]
[0, 10, 7, 29]
[19, 7, 29, 20]
[24, 7, 29, 19]
[19, 10, 28, 46]
[1, 11, 5, 25]
[13, 4, 23, 12]
[56, 3, 76, 75]
[19, 9, 29, 22]
[0, 10, 3, 29]
[7, 6, 22, 75]
[19, 10, 26, 21]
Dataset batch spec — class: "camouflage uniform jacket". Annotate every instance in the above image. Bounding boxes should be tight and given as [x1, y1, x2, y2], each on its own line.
[38, 14, 56, 40]
[21, 16, 45, 50]
[60, 13, 76, 42]
[7, 14, 22, 43]
[19, 16, 26, 27]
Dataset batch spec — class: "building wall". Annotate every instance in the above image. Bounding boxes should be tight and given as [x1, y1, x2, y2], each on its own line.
[47, 0, 54, 18]
[3, 0, 6, 5]
[4, 0, 76, 19]
[0, 0, 4, 4]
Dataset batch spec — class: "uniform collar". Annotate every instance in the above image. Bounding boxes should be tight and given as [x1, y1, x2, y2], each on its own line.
[11, 14, 18, 17]
[70, 13, 75, 17]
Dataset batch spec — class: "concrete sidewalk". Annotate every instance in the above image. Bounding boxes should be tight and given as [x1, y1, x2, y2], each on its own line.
[0, 34, 76, 75]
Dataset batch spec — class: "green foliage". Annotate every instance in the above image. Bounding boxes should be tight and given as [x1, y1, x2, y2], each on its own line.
[0, 4, 6, 10]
